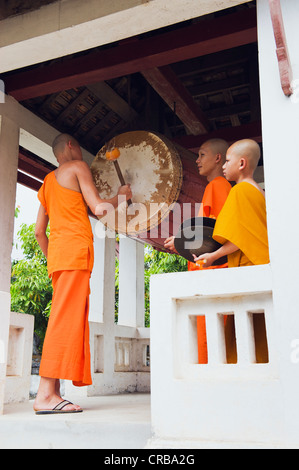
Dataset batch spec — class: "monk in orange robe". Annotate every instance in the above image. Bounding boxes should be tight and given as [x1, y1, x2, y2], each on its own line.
[194, 139, 270, 363]
[33, 134, 132, 414]
[164, 139, 231, 364]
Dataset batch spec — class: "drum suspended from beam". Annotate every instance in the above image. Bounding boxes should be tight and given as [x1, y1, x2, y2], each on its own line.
[90, 130, 207, 252]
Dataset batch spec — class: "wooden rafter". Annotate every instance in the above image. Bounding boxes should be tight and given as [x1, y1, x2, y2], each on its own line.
[174, 121, 262, 153]
[18, 147, 56, 179]
[142, 66, 210, 135]
[17, 171, 43, 192]
[87, 82, 138, 123]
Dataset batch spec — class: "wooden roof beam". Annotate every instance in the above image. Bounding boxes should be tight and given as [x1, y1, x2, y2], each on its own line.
[141, 66, 210, 135]
[4, 8, 257, 101]
[17, 171, 42, 192]
[173, 121, 262, 153]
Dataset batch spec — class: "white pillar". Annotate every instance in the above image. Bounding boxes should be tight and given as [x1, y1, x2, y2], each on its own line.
[95, 225, 116, 379]
[118, 236, 145, 328]
[89, 218, 107, 324]
[0, 115, 19, 414]
[257, 0, 299, 446]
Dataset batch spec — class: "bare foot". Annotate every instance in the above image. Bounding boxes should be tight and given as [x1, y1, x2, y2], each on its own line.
[34, 377, 82, 413]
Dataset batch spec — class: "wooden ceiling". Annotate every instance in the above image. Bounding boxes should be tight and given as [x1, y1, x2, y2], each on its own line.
[1, 1, 261, 188]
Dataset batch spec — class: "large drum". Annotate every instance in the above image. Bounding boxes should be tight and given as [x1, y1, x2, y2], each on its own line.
[90, 131, 207, 252]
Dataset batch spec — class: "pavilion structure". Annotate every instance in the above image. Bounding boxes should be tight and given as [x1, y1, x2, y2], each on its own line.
[1, 0, 299, 448]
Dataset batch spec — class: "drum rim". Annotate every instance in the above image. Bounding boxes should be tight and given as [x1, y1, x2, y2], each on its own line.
[91, 130, 184, 235]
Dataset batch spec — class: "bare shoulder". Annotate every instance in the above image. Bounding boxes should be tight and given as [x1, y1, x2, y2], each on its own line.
[71, 160, 91, 174]
[55, 160, 92, 193]
[56, 159, 89, 175]
[65, 160, 92, 182]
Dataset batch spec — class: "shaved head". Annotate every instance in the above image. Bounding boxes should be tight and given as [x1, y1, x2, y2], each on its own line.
[204, 138, 229, 163]
[52, 133, 79, 158]
[229, 139, 261, 171]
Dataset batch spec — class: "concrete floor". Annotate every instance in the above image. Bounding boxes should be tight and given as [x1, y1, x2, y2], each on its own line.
[0, 393, 152, 449]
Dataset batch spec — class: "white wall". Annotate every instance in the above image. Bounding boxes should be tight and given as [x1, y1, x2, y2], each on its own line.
[149, 0, 299, 448]
[258, 0, 299, 446]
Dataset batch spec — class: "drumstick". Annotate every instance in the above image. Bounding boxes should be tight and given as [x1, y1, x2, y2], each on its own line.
[196, 259, 207, 269]
[105, 147, 132, 206]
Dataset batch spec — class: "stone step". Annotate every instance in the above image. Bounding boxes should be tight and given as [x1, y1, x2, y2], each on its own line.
[0, 393, 151, 449]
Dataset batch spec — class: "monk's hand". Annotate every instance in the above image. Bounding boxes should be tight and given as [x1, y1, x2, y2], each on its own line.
[164, 236, 178, 254]
[192, 252, 215, 268]
[117, 184, 132, 202]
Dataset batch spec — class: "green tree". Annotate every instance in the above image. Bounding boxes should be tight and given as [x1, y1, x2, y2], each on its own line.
[144, 246, 187, 326]
[113, 243, 187, 328]
[11, 223, 52, 347]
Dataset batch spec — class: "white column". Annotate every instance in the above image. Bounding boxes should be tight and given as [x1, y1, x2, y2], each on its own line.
[0, 115, 20, 414]
[257, 0, 299, 446]
[89, 218, 106, 324]
[118, 236, 145, 328]
[91, 223, 116, 325]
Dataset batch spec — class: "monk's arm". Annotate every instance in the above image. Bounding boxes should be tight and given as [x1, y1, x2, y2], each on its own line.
[35, 204, 49, 258]
[193, 241, 239, 268]
[74, 161, 131, 215]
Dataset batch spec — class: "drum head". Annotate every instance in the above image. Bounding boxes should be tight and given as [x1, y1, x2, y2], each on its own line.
[174, 217, 227, 265]
[91, 131, 183, 235]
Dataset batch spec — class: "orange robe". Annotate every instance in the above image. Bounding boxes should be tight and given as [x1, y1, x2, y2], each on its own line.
[213, 181, 270, 363]
[188, 176, 232, 364]
[37, 171, 94, 386]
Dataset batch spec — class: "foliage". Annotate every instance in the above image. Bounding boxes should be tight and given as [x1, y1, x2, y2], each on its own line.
[113, 244, 187, 328]
[144, 246, 187, 326]
[11, 223, 52, 347]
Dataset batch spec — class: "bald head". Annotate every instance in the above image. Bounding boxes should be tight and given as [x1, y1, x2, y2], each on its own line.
[204, 138, 229, 164]
[229, 139, 261, 171]
[52, 133, 79, 158]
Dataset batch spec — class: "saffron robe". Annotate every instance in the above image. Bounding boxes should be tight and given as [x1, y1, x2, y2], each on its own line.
[38, 171, 94, 276]
[37, 171, 94, 386]
[188, 176, 232, 364]
[188, 176, 232, 271]
[39, 270, 92, 386]
[213, 182, 270, 268]
[213, 182, 270, 363]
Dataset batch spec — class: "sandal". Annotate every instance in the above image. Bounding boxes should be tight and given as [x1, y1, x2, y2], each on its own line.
[35, 400, 83, 415]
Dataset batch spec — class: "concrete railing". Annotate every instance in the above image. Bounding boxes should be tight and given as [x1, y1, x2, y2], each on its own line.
[5, 312, 34, 405]
[0, 292, 11, 413]
[149, 264, 283, 447]
[89, 323, 150, 396]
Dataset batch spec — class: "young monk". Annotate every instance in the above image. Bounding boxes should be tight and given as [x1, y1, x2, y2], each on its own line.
[194, 139, 270, 364]
[164, 138, 231, 364]
[33, 134, 132, 414]
[193, 139, 269, 268]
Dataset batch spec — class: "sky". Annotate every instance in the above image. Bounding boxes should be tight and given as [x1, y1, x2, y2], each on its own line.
[12, 184, 40, 261]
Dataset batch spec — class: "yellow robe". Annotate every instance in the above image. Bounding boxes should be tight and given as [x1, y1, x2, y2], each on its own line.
[213, 181, 270, 363]
[213, 182, 270, 267]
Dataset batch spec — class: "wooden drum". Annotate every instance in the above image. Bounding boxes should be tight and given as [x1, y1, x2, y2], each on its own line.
[91, 131, 207, 252]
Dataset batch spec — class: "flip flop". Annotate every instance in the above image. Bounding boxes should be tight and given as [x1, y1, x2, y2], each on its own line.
[35, 400, 83, 415]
